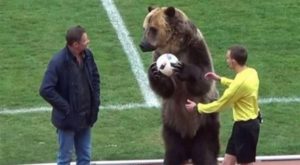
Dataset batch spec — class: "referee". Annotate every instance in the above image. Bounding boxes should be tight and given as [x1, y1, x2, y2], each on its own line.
[185, 45, 261, 165]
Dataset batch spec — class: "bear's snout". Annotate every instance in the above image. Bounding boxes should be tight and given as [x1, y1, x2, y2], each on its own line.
[139, 41, 156, 52]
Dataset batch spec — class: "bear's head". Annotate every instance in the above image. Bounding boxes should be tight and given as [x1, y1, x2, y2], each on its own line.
[140, 6, 200, 56]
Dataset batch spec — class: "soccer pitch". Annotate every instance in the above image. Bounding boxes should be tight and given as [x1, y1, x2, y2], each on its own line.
[0, 0, 300, 164]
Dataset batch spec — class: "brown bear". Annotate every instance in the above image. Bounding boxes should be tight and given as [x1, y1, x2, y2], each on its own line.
[139, 6, 220, 165]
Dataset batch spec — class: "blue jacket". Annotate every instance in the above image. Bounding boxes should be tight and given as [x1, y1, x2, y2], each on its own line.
[40, 46, 100, 130]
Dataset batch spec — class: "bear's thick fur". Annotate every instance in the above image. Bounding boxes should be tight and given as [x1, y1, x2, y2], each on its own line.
[140, 6, 220, 165]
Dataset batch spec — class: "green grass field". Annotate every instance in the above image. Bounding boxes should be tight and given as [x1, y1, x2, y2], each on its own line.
[0, 0, 300, 164]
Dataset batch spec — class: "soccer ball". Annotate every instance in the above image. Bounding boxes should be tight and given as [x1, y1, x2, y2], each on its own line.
[156, 53, 179, 76]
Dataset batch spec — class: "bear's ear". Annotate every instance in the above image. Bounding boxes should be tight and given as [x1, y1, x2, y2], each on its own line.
[148, 6, 156, 12]
[165, 7, 176, 17]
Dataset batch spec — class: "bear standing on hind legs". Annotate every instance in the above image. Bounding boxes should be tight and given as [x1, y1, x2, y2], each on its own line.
[139, 6, 220, 165]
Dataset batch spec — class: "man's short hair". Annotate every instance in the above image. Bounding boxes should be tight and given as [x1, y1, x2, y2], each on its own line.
[66, 25, 86, 46]
[228, 45, 248, 65]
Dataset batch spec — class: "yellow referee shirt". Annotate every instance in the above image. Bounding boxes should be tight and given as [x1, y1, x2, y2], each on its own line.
[197, 67, 260, 121]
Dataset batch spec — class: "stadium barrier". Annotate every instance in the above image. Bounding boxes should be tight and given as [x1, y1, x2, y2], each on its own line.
[26, 155, 300, 165]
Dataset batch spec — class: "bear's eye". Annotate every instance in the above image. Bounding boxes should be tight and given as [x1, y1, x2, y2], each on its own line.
[149, 27, 157, 35]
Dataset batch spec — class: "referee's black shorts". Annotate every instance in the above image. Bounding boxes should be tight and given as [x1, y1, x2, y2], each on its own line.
[226, 118, 260, 164]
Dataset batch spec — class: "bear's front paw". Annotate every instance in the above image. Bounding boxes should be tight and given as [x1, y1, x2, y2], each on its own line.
[149, 63, 164, 80]
[171, 62, 191, 81]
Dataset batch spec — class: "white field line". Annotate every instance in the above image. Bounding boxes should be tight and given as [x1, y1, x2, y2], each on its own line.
[100, 0, 159, 107]
[0, 103, 152, 115]
[259, 97, 300, 104]
[1, 97, 300, 115]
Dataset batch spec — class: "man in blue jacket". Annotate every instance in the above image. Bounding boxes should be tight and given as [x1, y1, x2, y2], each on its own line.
[40, 25, 100, 165]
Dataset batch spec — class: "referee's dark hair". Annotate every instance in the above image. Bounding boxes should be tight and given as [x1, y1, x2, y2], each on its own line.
[229, 45, 248, 66]
[66, 25, 86, 46]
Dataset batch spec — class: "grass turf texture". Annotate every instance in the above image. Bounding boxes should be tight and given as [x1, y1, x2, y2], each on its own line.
[0, 0, 300, 164]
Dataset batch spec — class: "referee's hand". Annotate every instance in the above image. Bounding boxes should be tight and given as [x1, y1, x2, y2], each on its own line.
[185, 99, 196, 112]
[204, 72, 221, 81]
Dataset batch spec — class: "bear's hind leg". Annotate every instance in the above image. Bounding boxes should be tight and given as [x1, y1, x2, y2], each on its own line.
[164, 148, 187, 165]
[191, 145, 218, 165]
[163, 125, 187, 165]
[190, 126, 219, 165]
